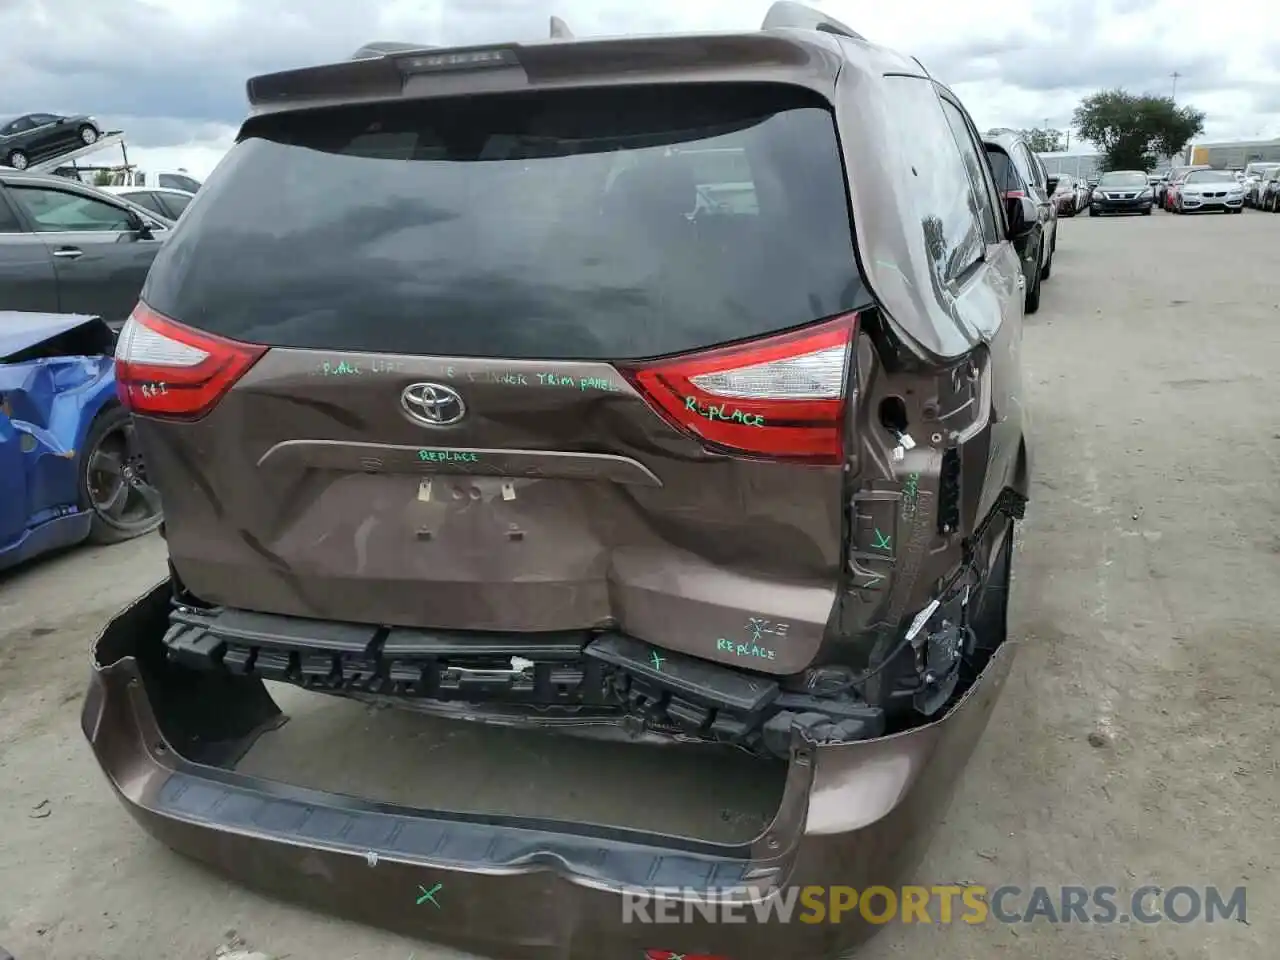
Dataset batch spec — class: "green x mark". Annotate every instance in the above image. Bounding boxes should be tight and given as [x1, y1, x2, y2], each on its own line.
[650, 651, 665, 671]
[417, 882, 443, 908]
[872, 528, 892, 550]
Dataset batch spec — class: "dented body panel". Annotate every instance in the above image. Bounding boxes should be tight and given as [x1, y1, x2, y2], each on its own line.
[144, 351, 843, 674]
[0, 311, 118, 571]
[84, 578, 1019, 959]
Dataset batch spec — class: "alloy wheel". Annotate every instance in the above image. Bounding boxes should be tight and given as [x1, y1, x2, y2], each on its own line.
[85, 418, 163, 534]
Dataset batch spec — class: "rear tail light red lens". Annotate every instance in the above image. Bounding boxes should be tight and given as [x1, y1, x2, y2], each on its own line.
[1001, 189, 1025, 199]
[114, 302, 266, 419]
[617, 313, 857, 464]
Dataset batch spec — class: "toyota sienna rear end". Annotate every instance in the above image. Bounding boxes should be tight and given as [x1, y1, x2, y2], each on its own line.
[87, 9, 1029, 956]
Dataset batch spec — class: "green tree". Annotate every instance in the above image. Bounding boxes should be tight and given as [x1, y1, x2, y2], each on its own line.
[93, 169, 113, 186]
[1022, 128, 1064, 153]
[1072, 89, 1205, 171]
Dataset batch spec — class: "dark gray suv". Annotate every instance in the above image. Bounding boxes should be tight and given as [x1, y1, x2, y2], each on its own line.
[0, 170, 171, 327]
[90, 6, 1033, 956]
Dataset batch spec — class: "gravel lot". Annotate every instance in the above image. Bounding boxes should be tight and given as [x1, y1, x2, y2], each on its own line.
[2, 207, 1277, 959]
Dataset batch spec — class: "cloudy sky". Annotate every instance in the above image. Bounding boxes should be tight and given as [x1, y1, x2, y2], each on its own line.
[4, 0, 1279, 178]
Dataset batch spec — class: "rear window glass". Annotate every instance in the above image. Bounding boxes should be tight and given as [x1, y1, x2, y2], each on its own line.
[145, 85, 865, 360]
[1097, 172, 1148, 188]
[1185, 170, 1235, 183]
[984, 147, 1022, 194]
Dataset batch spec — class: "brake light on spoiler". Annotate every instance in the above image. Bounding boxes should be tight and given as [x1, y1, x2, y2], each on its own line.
[617, 313, 857, 465]
[396, 48, 519, 73]
[115, 303, 266, 419]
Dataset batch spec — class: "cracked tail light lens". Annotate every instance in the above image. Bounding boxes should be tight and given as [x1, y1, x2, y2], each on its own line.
[617, 313, 857, 464]
[114, 302, 266, 419]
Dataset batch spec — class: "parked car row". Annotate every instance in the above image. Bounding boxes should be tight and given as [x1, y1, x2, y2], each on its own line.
[1251, 168, 1280, 211]
[1, 113, 102, 170]
[0, 170, 175, 327]
[1242, 163, 1280, 209]
[983, 130, 1059, 313]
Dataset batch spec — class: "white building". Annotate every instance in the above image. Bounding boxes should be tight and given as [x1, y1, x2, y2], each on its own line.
[1185, 138, 1280, 167]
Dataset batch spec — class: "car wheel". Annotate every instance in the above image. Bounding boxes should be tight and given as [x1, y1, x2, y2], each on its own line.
[5, 149, 28, 170]
[962, 517, 1015, 680]
[1089, 206, 1098, 216]
[1142, 206, 1152, 215]
[1024, 254, 1042, 314]
[1039, 246, 1053, 280]
[1024, 274, 1041, 314]
[79, 405, 164, 545]
[79, 124, 99, 145]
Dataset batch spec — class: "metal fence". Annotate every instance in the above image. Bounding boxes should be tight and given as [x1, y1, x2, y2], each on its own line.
[1036, 141, 1280, 177]
[1036, 153, 1191, 178]
[1036, 153, 1103, 181]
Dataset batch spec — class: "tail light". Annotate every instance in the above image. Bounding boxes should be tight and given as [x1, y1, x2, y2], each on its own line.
[115, 302, 266, 419]
[1001, 189, 1025, 199]
[617, 313, 857, 464]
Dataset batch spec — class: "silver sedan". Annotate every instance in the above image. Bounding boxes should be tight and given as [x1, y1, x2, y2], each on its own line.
[1174, 169, 1245, 213]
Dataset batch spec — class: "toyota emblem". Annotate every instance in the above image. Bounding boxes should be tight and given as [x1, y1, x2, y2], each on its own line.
[401, 382, 466, 426]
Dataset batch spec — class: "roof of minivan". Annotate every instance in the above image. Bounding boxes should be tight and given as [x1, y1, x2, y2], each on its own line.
[982, 131, 1027, 152]
[244, 24, 932, 117]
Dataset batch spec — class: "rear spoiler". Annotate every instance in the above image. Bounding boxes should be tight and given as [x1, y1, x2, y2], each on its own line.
[246, 2, 853, 113]
[760, 1, 864, 38]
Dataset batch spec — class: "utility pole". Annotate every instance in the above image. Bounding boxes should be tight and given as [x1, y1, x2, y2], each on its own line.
[1170, 71, 1181, 102]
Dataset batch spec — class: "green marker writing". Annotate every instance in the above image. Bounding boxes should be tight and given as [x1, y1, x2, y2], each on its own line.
[417, 883, 443, 908]
[418, 450, 480, 463]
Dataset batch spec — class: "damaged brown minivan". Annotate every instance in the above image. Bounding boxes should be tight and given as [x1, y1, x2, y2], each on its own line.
[85, 4, 1032, 957]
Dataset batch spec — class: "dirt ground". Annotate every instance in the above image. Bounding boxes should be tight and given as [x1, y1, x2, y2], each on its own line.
[2, 206, 1277, 959]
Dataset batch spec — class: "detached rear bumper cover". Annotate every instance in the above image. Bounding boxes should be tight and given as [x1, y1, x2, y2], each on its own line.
[83, 581, 1017, 960]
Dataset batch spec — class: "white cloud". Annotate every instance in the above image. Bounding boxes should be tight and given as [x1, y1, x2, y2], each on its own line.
[3, 0, 1278, 174]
